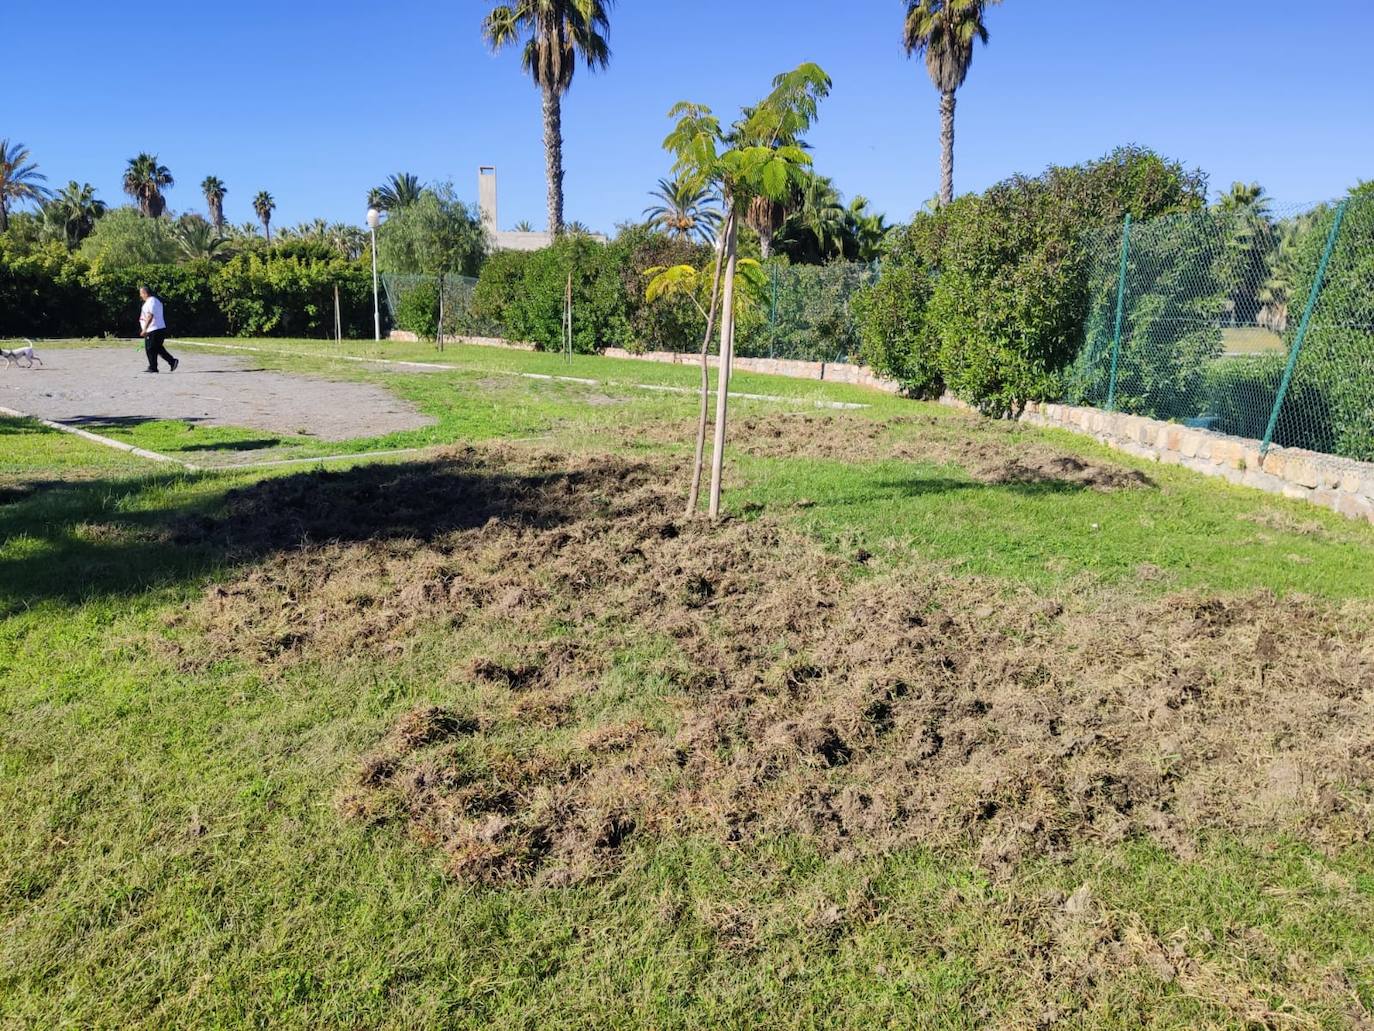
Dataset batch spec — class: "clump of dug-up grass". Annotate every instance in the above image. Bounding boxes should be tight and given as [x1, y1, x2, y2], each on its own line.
[165, 442, 1373, 890]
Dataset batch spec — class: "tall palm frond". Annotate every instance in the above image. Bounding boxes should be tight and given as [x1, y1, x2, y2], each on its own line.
[903, 0, 998, 205]
[252, 190, 276, 242]
[643, 176, 721, 242]
[45, 181, 106, 249]
[201, 176, 227, 229]
[123, 153, 174, 217]
[482, 0, 614, 234]
[0, 140, 52, 232]
[372, 173, 423, 211]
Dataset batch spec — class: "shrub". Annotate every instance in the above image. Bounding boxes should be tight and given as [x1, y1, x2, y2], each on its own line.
[925, 147, 1208, 415]
[473, 236, 629, 353]
[76, 207, 178, 268]
[747, 261, 874, 362]
[469, 249, 531, 335]
[1280, 183, 1374, 460]
[0, 241, 99, 337]
[852, 219, 941, 395]
[612, 223, 711, 353]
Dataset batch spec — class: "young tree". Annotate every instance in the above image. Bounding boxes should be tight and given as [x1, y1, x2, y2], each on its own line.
[663, 63, 832, 519]
[377, 184, 488, 348]
[903, 0, 1000, 206]
[123, 153, 174, 217]
[0, 140, 52, 232]
[253, 191, 275, 242]
[201, 176, 227, 229]
[482, 0, 613, 235]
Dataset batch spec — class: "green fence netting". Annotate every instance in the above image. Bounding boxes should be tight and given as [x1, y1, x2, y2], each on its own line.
[1066, 194, 1374, 462]
[382, 260, 877, 364]
[381, 273, 494, 343]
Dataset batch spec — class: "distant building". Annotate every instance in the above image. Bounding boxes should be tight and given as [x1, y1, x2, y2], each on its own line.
[478, 166, 605, 251]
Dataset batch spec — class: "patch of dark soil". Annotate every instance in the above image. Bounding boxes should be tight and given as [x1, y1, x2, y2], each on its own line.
[633, 411, 1151, 491]
[176, 442, 1370, 887]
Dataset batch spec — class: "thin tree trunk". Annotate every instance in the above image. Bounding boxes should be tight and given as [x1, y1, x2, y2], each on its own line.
[542, 86, 565, 235]
[687, 209, 731, 516]
[707, 215, 739, 522]
[437, 273, 445, 351]
[0, 200, 7, 233]
[939, 89, 956, 207]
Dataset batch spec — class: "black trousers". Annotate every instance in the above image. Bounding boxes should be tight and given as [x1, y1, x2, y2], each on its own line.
[144, 330, 176, 371]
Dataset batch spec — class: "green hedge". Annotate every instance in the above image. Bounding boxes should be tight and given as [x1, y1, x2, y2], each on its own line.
[0, 241, 376, 339]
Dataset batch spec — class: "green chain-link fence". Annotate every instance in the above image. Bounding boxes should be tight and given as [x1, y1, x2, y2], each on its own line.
[381, 273, 493, 343]
[382, 260, 877, 363]
[1066, 193, 1374, 462]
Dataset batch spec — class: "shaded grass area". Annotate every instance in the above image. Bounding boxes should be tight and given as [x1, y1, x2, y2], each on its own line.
[4, 345, 1374, 1028]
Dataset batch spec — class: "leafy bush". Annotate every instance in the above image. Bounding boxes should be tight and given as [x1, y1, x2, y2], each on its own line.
[391, 278, 441, 339]
[926, 148, 1208, 416]
[469, 250, 531, 335]
[76, 207, 178, 268]
[612, 223, 712, 353]
[1280, 183, 1374, 459]
[472, 236, 628, 353]
[0, 240, 100, 337]
[852, 219, 941, 395]
[212, 254, 373, 338]
[745, 261, 875, 362]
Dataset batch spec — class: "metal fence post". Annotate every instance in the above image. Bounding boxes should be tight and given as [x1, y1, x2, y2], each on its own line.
[768, 264, 778, 359]
[1261, 199, 1348, 456]
[1105, 213, 1132, 412]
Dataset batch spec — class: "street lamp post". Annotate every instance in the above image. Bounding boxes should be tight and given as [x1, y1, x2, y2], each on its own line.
[367, 207, 381, 341]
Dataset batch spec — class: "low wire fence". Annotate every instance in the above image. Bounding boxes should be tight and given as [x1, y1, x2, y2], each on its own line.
[1066, 194, 1374, 462]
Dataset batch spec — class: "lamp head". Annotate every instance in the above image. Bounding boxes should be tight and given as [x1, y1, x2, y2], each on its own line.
[366, 208, 381, 229]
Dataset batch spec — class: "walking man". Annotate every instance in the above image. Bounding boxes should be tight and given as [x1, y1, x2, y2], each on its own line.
[138, 286, 178, 373]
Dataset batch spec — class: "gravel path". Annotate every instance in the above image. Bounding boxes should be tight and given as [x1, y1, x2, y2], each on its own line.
[0, 346, 434, 441]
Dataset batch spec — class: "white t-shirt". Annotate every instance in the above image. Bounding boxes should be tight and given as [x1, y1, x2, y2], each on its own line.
[141, 296, 166, 332]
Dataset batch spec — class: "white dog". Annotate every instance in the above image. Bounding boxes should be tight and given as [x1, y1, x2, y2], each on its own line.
[0, 342, 42, 368]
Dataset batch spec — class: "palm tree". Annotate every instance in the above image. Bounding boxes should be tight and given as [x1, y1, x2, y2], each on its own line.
[1218, 181, 1271, 218]
[644, 176, 721, 243]
[172, 215, 228, 262]
[253, 191, 275, 242]
[513, 219, 535, 232]
[372, 173, 423, 212]
[46, 181, 106, 249]
[845, 196, 891, 261]
[201, 176, 227, 229]
[123, 153, 174, 217]
[482, 0, 613, 235]
[0, 140, 52, 232]
[776, 172, 848, 261]
[564, 220, 594, 236]
[904, 0, 999, 206]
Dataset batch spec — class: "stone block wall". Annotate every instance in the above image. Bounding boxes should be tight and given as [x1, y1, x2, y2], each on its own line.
[1015, 399, 1374, 525]
[600, 347, 901, 393]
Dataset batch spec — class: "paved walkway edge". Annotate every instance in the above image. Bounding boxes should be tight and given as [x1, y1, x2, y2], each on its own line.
[0, 404, 198, 470]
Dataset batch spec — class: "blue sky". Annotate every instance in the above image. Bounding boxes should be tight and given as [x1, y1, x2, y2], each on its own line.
[12, 0, 1374, 231]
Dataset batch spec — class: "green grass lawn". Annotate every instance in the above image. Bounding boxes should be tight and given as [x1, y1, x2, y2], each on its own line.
[1221, 326, 1286, 354]
[3, 340, 1373, 1028]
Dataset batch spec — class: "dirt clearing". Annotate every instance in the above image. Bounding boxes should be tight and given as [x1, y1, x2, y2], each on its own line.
[163, 441, 1373, 892]
[0, 346, 433, 440]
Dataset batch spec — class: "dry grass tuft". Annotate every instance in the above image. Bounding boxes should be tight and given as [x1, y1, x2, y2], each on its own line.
[173, 442, 1372, 889]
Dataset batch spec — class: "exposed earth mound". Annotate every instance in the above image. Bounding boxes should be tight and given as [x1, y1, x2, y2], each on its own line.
[168, 443, 1372, 887]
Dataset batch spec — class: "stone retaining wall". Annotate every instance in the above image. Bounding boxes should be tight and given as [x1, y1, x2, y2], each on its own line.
[601, 347, 901, 393]
[1012, 399, 1374, 524]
